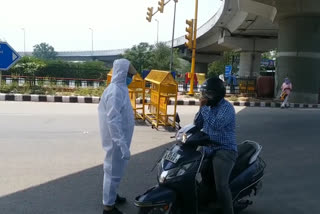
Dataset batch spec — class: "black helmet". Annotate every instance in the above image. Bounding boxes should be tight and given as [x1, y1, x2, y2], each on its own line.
[200, 77, 226, 107]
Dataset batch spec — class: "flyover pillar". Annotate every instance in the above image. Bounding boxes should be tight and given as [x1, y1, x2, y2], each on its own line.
[195, 62, 208, 74]
[239, 52, 261, 78]
[275, 0, 320, 103]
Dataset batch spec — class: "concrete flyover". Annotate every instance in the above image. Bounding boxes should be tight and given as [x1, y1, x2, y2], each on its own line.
[171, 0, 278, 75]
[19, 49, 126, 67]
[56, 49, 125, 67]
[173, 0, 320, 104]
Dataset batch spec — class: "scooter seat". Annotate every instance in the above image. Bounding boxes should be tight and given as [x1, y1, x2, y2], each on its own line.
[231, 142, 257, 179]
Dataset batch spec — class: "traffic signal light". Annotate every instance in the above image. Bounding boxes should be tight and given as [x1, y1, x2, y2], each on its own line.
[146, 7, 153, 22]
[185, 19, 194, 49]
[158, 0, 165, 13]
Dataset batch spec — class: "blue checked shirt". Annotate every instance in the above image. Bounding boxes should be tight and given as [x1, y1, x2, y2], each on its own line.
[194, 99, 237, 155]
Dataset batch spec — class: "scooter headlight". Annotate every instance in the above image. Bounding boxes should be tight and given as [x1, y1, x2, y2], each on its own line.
[181, 134, 187, 143]
[181, 133, 192, 143]
[175, 132, 183, 142]
[158, 163, 193, 183]
[159, 170, 169, 183]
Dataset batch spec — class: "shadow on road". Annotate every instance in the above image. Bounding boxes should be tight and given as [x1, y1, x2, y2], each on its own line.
[0, 142, 173, 214]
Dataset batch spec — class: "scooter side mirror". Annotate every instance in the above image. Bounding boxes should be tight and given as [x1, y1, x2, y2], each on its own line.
[175, 112, 181, 124]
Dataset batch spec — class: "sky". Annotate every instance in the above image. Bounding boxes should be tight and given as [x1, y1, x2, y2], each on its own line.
[0, 0, 222, 52]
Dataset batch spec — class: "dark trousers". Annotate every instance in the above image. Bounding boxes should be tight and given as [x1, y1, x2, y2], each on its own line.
[212, 150, 238, 214]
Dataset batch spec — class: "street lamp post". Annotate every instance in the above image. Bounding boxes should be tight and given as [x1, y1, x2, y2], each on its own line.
[21, 28, 26, 56]
[169, 0, 178, 72]
[155, 19, 159, 43]
[89, 28, 94, 57]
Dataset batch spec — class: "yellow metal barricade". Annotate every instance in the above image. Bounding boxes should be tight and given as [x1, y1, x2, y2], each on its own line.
[144, 70, 178, 129]
[196, 73, 206, 85]
[129, 74, 145, 120]
[106, 69, 113, 85]
[239, 78, 256, 94]
[106, 69, 145, 119]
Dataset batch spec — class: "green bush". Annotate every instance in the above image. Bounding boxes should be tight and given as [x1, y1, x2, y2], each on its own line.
[0, 82, 19, 93]
[45, 87, 57, 95]
[228, 95, 238, 102]
[0, 83, 49, 95]
[4, 57, 110, 81]
[73, 87, 105, 96]
[30, 86, 46, 94]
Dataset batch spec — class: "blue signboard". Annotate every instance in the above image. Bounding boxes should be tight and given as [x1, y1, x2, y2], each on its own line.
[225, 65, 232, 78]
[0, 42, 21, 70]
[261, 58, 275, 68]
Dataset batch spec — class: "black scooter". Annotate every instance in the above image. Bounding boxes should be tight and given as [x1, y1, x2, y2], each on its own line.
[135, 124, 266, 214]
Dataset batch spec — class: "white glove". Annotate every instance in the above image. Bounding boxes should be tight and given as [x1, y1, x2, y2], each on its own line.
[120, 144, 131, 160]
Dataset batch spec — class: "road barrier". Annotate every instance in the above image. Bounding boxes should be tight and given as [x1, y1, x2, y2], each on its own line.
[144, 70, 178, 129]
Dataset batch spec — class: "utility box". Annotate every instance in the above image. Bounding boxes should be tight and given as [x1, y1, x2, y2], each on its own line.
[256, 76, 274, 98]
[144, 70, 178, 129]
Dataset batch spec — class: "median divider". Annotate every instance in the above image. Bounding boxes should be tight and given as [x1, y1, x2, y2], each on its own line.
[1, 93, 320, 109]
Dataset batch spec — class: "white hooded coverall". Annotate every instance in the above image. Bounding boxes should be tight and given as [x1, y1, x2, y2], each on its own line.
[98, 59, 134, 206]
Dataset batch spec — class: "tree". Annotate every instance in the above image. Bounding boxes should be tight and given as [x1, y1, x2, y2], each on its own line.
[122, 42, 154, 73]
[262, 49, 277, 60]
[123, 42, 182, 73]
[208, 59, 225, 78]
[207, 51, 239, 78]
[10, 56, 46, 86]
[150, 42, 181, 71]
[33, 43, 58, 60]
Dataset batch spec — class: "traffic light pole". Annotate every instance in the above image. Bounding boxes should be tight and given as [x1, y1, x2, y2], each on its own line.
[169, 0, 177, 72]
[188, 0, 198, 96]
[147, 0, 177, 71]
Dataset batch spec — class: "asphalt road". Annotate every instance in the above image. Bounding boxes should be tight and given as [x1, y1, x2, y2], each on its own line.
[0, 102, 319, 214]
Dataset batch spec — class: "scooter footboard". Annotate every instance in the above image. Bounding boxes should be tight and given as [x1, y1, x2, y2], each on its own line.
[134, 185, 176, 208]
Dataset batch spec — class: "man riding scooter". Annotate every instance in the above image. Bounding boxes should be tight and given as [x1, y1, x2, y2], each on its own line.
[194, 77, 238, 214]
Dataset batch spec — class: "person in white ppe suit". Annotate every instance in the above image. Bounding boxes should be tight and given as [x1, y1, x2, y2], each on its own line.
[98, 58, 137, 214]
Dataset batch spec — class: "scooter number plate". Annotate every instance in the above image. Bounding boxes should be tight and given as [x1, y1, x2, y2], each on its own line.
[164, 151, 181, 163]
